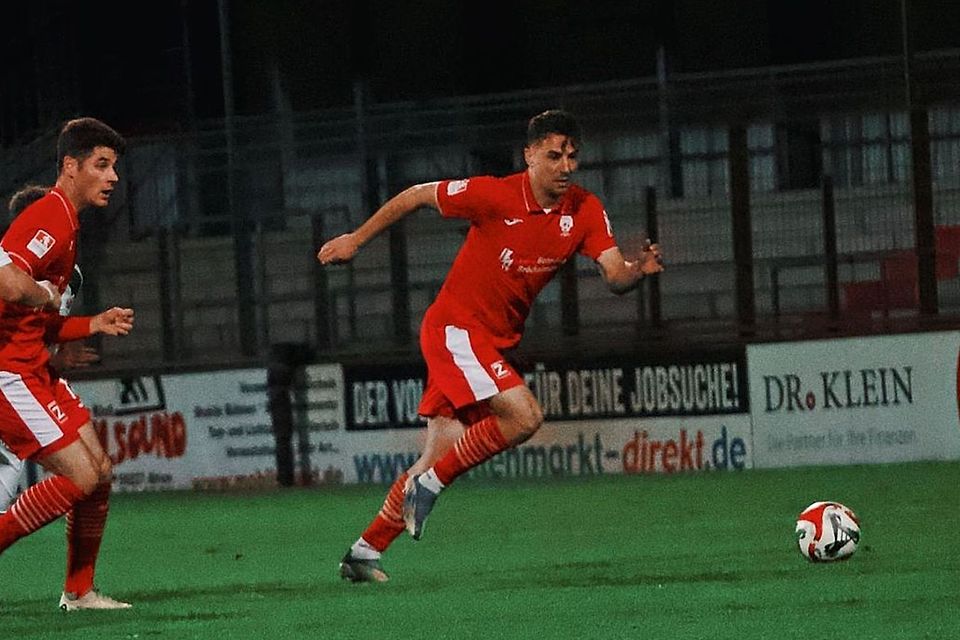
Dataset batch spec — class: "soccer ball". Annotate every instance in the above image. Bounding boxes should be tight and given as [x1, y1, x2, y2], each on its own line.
[795, 501, 861, 562]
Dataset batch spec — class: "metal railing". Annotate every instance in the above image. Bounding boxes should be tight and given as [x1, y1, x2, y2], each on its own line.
[4, 52, 960, 369]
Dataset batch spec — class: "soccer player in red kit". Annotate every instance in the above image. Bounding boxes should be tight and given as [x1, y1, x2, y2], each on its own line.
[0, 118, 135, 610]
[318, 110, 664, 582]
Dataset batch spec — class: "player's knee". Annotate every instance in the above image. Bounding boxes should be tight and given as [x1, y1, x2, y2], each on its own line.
[513, 404, 544, 442]
[69, 465, 101, 496]
[97, 456, 113, 485]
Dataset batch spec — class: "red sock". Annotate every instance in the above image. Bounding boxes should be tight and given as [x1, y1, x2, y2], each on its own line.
[360, 472, 407, 552]
[433, 415, 509, 485]
[0, 476, 86, 552]
[64, 482, 111, 597]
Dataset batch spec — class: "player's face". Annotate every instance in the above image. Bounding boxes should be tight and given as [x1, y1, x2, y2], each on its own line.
[525, 134, 579, 205]
[64, 146, 120, 209]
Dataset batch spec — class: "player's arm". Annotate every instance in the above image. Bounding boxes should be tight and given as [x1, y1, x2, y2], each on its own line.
[49, 342, 100, 372]
[0, 262, 61, 310]
[317, 182, 440, 265]
[46, 307, 134, 344]
[595, 242, 663, 295]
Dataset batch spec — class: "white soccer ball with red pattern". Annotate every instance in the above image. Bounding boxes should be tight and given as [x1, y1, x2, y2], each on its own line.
[795, 501, 861, 562]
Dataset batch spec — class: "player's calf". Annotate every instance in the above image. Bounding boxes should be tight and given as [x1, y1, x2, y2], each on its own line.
[0, 475, 86, 552]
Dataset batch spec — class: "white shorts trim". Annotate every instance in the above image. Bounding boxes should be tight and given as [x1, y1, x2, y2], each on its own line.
[444, 325, 499, 401]
[0, 371, 63, 446]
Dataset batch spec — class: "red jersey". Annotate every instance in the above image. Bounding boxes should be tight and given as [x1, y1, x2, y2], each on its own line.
[0, 187, 82, 371]
[431, 171, 616, 348]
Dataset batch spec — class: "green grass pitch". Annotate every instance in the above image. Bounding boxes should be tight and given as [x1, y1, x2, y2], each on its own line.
[2, 461, 958, 639]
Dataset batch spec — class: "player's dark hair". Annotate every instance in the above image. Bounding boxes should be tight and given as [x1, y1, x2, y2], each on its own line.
[526, 109, 581, 146]
[56, 117, 125, 172]
[8, 184, 49, 216]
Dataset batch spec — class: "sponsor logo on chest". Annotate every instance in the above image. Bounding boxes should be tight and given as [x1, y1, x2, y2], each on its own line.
[496, 211, 577, 274]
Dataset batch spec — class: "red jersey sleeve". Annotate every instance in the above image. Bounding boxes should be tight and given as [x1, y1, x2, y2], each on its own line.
[44, 316, 93, 344]
[435, 176, 509, 223]
[577, 195, 618, 261]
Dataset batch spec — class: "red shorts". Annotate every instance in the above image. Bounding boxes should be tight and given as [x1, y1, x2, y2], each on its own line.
[0, 366, 90, 461]
[417, 315, 524, 421]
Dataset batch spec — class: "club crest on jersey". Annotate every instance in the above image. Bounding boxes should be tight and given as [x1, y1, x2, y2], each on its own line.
[559, 215, 574, 237]
[27, 230, 56, 258]
[446, 179, 469, 196]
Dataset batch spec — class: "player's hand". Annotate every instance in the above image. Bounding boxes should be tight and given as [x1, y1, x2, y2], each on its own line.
[37, 280, 62, 312]
[317, 233, 360, 265]
[91, 307, 134, 336]
[50, 343, 100, 371]
[637, 240, 664, 275]
[623, 236, 664, 277]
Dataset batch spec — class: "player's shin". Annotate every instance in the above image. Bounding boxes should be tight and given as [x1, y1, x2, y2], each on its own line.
[64, 482, 111, 597]
[356, 471, 408, 554]
[0, 475, 86, 552]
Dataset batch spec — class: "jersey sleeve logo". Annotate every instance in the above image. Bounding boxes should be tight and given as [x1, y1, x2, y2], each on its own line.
[27, 230, 56, 258]
[446, 179, 469, 196]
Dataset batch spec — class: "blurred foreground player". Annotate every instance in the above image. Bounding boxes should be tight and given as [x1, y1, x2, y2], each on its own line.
[0, 246, 60, 311]
[0, 185, 100, 512]
[0, 182, 66, 509]
[318, 110, 664, 581]
[0, 119, 135, 610]
[0, 182, 62, 312]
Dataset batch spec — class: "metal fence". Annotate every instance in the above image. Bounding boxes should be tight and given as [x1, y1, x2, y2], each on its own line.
[4, 51, 960, 369]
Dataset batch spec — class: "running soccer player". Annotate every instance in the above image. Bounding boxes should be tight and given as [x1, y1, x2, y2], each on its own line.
[0, 119, 135, 611]
[318, 109, 664, 582]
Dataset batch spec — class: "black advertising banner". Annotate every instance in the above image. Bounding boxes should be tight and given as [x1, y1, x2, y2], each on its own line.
[343, 349, 747, 430]
[344, 362, 428, 430]
[526, 351, 748, 421]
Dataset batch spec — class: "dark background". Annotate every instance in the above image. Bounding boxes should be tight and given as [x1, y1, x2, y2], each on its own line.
[2, 0, 960, 145]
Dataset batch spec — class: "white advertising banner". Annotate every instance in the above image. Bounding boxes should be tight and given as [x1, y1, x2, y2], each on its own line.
[74, 368, 276, 492]
[748, 331, 960, 468]
[295, 363, 347, 483]
[311, 412, 753, 485]
[68, 362, 752, 491]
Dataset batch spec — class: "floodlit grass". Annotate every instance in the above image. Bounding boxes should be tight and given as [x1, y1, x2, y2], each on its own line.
[3, 461, 958, 639]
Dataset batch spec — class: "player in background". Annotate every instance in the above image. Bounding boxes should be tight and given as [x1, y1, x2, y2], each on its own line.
[0, 119, 135, 611]
[0, 185, 99, 513]
[318, 110, 664, 582]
